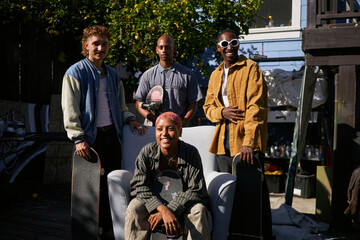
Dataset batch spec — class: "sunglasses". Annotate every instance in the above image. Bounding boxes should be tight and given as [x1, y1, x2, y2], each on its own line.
[217, 39, 240, 48]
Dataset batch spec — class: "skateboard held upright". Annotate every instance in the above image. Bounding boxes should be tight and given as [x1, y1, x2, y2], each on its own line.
[229, 153, 263, 240]
[71, 147, 102, 240]
[151, 170, 183, 240]
[142, 85, 164, 126]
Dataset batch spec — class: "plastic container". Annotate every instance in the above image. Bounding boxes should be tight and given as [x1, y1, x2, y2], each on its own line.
[293, 174, 315, 198]
[265, 174, 284, 193]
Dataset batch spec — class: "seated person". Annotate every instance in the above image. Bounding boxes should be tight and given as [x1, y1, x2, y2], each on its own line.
[125, 112, 211, 239]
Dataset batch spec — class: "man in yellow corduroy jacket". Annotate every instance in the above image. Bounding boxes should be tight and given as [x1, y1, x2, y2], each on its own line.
[203, 29, 273, 239]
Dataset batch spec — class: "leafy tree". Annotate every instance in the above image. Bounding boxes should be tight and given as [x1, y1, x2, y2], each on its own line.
[107, 0, 261, 93]
[0, 0, 109, 38]
[1, 0, 261, 95]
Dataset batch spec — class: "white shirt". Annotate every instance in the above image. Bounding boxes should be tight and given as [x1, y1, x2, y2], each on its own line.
[97, 76, 113, 127]
[221, 67, 229, 107]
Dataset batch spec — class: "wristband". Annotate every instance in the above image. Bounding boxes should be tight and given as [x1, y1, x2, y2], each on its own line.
[75, 139, 85, 145]
[74, 135, 86, 145]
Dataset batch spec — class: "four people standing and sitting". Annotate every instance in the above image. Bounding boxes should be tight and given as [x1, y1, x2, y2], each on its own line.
[62, 25, 271, 239]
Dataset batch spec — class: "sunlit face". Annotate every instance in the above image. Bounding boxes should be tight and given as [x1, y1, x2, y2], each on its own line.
[156, 36, 175, 63]
[84, 35, 109, 64]
[217, 31, 239, 67]
[155, 117, 180, 151]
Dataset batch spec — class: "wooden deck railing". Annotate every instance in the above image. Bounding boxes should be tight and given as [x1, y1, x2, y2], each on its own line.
[307, 0, 360, 28]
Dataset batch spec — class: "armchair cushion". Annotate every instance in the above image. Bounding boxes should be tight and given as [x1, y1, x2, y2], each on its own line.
[107, 170, 133, 240]
[206, 171, 236, 239]
[179, 125, 218, 177]
[121, 126, 156, 172]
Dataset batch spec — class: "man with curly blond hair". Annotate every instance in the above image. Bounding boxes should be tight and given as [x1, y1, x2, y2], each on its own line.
[62, 25, 145, 238]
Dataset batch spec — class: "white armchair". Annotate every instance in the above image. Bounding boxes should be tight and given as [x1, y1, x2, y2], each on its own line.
[107, 125, 236, 240]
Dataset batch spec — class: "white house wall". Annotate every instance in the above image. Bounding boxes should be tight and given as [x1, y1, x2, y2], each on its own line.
[239, 0, 307, 72]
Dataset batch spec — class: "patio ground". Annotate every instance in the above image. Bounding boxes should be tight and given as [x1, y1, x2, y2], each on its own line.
[0, 182, 358, 239]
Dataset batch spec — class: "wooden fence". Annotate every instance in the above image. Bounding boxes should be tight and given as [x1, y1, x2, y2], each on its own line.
[307, 0, 360, 28]
[0, 23, 81, 104]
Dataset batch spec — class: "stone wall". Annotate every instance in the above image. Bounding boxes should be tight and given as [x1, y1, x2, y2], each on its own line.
[43, 95, 73, 184]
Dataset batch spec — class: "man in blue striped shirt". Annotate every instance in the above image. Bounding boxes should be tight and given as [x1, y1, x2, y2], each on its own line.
[134, 35, 203, 126]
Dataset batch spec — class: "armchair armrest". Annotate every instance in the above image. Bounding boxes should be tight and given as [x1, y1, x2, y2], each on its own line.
[206, 171, 237, 240]
[107, 170, 133, 240]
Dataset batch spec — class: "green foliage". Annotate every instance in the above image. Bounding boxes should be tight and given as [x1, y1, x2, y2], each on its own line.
[1, 0, 261, 93]
[107, 0, 261, 91]
[0, 0, 109, 37]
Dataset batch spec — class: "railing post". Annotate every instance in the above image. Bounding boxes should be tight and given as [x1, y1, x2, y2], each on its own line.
[308, 0, 317, 28]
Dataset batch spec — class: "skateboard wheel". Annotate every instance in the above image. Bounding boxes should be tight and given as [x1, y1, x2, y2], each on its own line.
[101, 168, 105, 176]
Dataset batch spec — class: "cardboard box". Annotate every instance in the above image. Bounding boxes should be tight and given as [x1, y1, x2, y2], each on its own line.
[294, 174, 315, 198]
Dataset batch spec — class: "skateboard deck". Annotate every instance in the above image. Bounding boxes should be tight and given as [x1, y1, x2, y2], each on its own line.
[151, 170, 183, 240]
[143, 85, 164, 126]
[229, 153, 263, 239]
[71, 147, 101, 240]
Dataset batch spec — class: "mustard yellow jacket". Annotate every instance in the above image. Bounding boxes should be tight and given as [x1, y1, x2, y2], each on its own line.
[203, 55, 268, 156]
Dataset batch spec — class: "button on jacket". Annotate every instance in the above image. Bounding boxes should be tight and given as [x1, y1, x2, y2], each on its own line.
[203, 55, 268, 156]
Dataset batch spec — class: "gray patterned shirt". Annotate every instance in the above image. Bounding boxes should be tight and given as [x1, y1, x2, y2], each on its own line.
[134, 63, 203, 118]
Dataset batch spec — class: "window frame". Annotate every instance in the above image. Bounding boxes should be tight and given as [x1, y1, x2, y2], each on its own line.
[241, 0, 301, 41]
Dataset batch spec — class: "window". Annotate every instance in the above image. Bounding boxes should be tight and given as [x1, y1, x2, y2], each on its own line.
[241, 0, 301, 41]
[252, 1, 292, 28]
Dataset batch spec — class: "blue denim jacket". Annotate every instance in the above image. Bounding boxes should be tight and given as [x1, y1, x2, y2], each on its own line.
[61, 58, 134, 144]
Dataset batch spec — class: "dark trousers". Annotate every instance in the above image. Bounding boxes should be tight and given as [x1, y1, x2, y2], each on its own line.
[216, 124, 273, 239]
[92, 125, 122, 235]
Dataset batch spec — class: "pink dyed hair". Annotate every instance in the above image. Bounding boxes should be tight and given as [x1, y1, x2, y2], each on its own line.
[155, 112, 182, 132]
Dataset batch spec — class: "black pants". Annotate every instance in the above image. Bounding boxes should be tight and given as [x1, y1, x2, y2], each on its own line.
[92, 125, 122, 235]
[216, 123, 232, 173]
[216, 124, 273, 239]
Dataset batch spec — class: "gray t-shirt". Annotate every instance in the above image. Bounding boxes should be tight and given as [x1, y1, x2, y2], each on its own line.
[134, 63, 203, 118]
